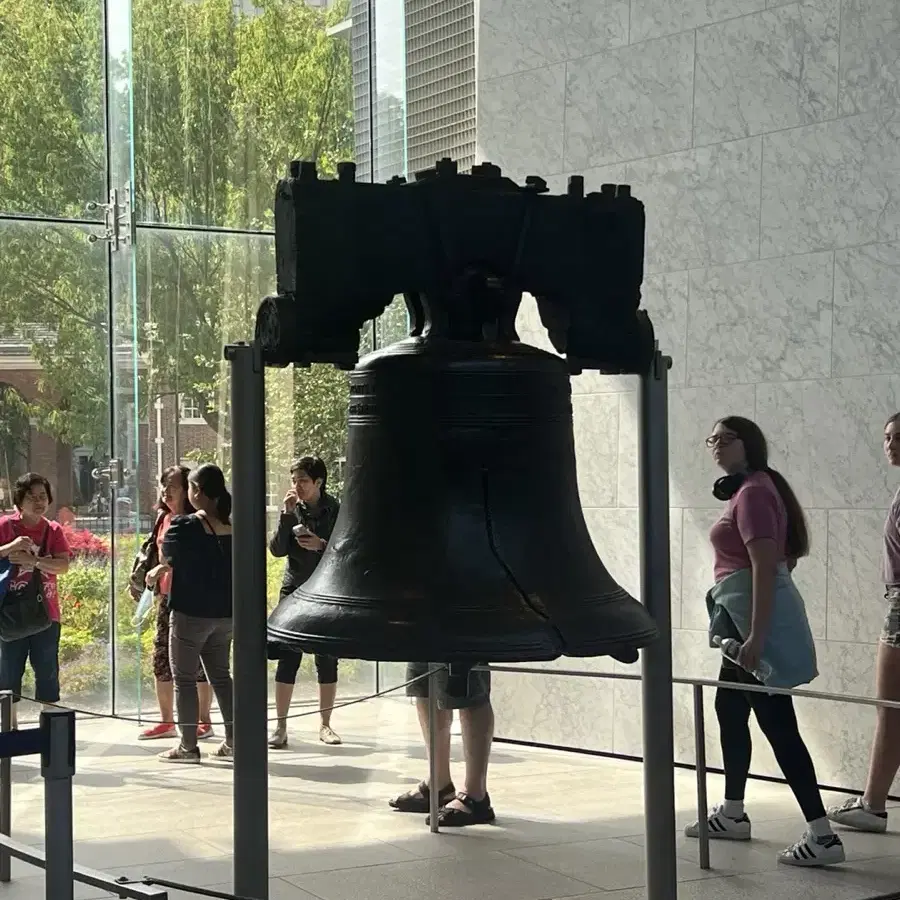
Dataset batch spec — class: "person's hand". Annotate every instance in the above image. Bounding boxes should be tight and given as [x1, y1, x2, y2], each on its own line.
[8, 550, 35, 571]
[6, 536, 35, 554]
[283, 490, 299, 514]
[297, 533, 326, 552]
[145, 564, 166, 589]
[737, 633, 764, 673]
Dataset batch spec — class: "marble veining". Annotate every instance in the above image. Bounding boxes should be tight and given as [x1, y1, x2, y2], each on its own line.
[685, 251, 834, 386]
[477, 0, 629, 80]
[838, 0, 900, 116]
[629, 0, 766, 44]
[572, 393, 620, 507]
[564, 31, 695, 169]
[693, 0, 839, 145]
[760, 109, 900, 257]
[832, 241, 900, 378]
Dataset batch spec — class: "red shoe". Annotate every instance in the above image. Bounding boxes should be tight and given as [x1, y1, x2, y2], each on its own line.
[197, 723, 215, 741]
[138, 722, 176, 741]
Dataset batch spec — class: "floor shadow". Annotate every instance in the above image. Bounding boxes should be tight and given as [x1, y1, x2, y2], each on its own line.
[266, 762, 403, 784]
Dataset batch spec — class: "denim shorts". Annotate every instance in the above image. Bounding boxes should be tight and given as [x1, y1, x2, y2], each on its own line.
[405, 661, 491, 710]
[881, 587, 900, 648]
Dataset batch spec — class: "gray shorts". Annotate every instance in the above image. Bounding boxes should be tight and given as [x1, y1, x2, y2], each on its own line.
[405, 662, 491, 710]
[881, 587, 900, 648]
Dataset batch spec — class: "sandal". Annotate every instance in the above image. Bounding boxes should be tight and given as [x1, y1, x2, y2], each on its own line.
[388, 780, 456, 813]
[427, 791, 496, 827]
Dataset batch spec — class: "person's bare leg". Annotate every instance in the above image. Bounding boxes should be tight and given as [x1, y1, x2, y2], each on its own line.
[275, 681, 294, 730]
[444, 700, 494, 811]
[863, 642, 900, 811]
[319, 681, 337, 728]
[198, 682, 213, 725]
[156, 679, 174, 723]
[416, 697, 453, 789]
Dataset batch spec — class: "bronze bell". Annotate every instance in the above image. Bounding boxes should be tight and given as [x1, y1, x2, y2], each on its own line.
[263, 158, 660, 664]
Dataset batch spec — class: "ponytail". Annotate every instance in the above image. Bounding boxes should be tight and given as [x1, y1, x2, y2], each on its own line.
[216, 489, 232, 525]
[765, 467, 809, 560]
[189, 463, 232, 525]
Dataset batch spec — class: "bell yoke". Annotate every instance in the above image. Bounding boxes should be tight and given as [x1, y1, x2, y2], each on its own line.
[259, 157, 660, 666]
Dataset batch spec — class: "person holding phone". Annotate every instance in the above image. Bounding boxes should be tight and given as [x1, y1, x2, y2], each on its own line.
[267, 456, 341, 748]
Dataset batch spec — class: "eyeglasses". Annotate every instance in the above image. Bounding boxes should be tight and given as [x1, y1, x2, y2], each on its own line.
[705, 433, 739, 449]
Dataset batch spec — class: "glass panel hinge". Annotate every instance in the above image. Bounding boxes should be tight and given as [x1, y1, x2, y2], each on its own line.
[86, 183, 135, 250]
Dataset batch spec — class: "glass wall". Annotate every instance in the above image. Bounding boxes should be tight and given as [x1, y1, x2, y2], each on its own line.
[0, 0, 407, 715]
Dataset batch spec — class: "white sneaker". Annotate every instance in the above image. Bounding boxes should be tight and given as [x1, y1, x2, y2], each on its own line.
[684, 805, 751, 841]
[827, 797, 888, 834]
[778, 831, 845, 867]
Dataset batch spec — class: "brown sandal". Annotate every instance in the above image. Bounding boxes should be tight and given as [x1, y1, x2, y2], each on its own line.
[388, 780, 456, 813]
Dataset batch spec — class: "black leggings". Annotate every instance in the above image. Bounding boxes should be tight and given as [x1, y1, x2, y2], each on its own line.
[274, 651, 338, 686]
[716, 662, 825, 822]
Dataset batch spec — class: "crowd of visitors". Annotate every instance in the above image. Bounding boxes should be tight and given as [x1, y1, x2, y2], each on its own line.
[0, 410, 897, 847]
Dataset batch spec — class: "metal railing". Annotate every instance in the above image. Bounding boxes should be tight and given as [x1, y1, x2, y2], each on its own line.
[486, 663, 900, 872]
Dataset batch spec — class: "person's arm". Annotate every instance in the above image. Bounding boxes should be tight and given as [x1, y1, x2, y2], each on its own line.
[35, 523, 71, 576]
[0, 536, 32, 558]
[269, 513, 296, 558]
[161, 515, 189, 567]
[34, 555, 69, 576]
[746, 538, 778, 643]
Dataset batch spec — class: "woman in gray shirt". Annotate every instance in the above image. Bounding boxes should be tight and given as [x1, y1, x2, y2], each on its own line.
[828, 412, 900, 832]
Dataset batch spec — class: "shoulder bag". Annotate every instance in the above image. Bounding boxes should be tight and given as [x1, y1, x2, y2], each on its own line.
[0, 524, 53, 642]
[129, 513, 165, 601]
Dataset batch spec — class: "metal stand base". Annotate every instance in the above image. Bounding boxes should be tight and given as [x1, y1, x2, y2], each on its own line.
[638, 350, 678, 900]
[226, 342, 269, 900]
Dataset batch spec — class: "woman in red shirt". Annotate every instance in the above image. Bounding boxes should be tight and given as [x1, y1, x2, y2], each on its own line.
[0, 473, 71, 728]
[138, 466, 214, 741]
[684, 417, 844, 867]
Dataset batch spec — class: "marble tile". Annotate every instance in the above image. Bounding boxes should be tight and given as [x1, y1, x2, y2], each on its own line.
[564, 32, 694, 169]
[582, 506, 684, 626]
[618, 383, 757, 509]
[630, 0, 766, 44]
[760, 110, 900, 257]
[477, 0, 629, 81]
[826, 509, 892, 643]
[680, 508, 721, 631]
[476, 65, 566, 177]
[623, 137, 762, 274]
[833, 241, 900, 378]
[644, 269, 690, 388]
[693, 0, 839, 145]
[572, 393, 620, 507]
[838, 0, 900, 116]
[791, 508, 828, 640]
[686, 252, 833, 386]
[755, 375, 900, 508]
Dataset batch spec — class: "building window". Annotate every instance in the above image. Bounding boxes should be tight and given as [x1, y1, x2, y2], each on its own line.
[179, 394, 205, 423]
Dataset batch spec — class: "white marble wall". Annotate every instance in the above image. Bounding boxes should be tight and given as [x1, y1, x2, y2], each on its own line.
[476, 0, 900, 792]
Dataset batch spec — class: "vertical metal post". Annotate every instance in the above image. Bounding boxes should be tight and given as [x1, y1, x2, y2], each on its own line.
[428, 664, 440, 834]
[0, 691, 11, 882]
[638, 349, 678, 900]
[693, 684, 710, 870]
[41, 710, 75, 900]
[226, 341, 269, 900]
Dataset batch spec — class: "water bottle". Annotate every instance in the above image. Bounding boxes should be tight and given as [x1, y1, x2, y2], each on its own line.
[714, 636, 773, 683]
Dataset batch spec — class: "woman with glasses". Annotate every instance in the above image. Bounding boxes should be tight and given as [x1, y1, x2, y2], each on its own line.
[828, 412, 900, 833]
[684, 417, 844, 866]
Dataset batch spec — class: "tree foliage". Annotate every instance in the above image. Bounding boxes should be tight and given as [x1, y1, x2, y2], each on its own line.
[0, 0, 369, 487]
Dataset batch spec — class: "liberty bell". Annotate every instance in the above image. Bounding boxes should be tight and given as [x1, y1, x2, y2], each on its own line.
[259, 158, 660, 664]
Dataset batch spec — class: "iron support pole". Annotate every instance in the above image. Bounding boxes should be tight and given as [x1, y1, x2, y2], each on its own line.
[41, 710, 75, 900]
[428, 664, 440, 834]
[0, 692, 11, 882]
[693, 685, 710, 869]
[226, 341, 269, 900]
[638, 349, 678, 900]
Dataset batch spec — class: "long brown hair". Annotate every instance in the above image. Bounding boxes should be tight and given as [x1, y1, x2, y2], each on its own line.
[717, 416, 810, 559]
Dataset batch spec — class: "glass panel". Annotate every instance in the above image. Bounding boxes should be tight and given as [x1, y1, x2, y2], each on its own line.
[132, 0, 355, 230]
[0, 0, 106, 220]
[0, 220, 113, 712]
[373, 0, 407, 181]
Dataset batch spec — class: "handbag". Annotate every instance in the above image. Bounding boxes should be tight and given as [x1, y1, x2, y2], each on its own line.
[0, 525, 52, 642]
[129, 513, 164, 600]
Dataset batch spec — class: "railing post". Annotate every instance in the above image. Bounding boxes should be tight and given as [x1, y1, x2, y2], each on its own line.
[41, 709, 75, 900]
[428, 664, 440, 834]
[692, 684, 710, 869]
[638, 349, 678, 900]
[226, 341, 269, 900]
[0, 691, 11, 882]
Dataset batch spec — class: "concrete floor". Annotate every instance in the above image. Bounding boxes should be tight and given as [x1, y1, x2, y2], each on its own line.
[1, 697, 899, 900]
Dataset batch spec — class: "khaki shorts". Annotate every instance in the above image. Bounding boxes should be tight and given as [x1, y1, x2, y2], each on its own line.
[405, 661, 491, 710]
[881, 587, 900, 648]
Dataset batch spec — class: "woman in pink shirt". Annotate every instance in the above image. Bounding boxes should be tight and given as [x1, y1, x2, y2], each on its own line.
[0, 473, 71, 728]
[684, 417, 844, 867]
[829, 412, 900, 833]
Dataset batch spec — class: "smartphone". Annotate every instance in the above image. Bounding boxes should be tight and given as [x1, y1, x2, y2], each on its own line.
[292, 523, 311, 538]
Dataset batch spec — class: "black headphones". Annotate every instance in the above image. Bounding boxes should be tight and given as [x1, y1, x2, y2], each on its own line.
[712, 472, 747, 501]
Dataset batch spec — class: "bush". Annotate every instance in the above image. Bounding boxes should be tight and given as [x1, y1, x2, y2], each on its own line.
[62, 526, 110, 561]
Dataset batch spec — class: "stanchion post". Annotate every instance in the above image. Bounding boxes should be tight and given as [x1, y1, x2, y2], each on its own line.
[638, 348, 678, 900]
[41, 709, 75, 900]
[0, 691, 11, 882]
[226, 341, 269, 900]
[693, 684, 710, 870]
[428, 664, 440, 834]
